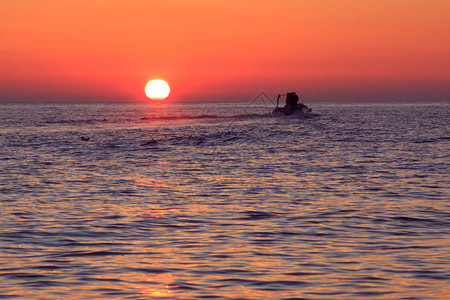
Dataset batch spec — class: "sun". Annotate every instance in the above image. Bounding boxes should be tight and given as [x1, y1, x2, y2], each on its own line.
[145, 79, 170, 100]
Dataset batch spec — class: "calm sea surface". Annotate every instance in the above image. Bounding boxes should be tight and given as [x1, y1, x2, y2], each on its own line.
[0, 101, 449, 299]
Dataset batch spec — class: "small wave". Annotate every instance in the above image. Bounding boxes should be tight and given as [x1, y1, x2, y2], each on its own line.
[142, 139, 159, 146]
[141, 113, 271, 121]
[140, 125, 270, 147]
[239, 211, 280, 220]
[56, 250, 130, 257]
[141, 114, 219, 121]
[44, 118, 108, 125]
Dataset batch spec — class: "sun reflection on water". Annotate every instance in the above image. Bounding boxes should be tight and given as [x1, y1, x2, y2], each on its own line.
[139, 208, 181, 218]
[139, 274, 179, 299]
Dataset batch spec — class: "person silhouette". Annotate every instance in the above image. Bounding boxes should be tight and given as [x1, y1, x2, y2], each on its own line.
[285, 92, 299, 115]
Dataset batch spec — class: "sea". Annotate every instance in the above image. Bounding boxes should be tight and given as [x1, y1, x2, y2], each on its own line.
[0, 100, 449, 299]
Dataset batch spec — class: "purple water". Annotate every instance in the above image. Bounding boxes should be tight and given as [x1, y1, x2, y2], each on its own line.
[0, 101, 449, 299]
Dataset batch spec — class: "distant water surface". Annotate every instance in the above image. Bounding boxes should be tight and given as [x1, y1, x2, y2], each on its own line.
[0, 101, 449, 299]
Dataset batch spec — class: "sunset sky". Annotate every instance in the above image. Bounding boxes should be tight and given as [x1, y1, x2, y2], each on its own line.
[1, 0, 449, 102]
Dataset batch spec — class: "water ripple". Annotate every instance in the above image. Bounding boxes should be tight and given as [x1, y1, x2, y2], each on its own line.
[0, 102, 448, 299]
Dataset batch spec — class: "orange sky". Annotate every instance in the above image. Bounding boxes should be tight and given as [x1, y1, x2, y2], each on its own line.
[1, 0, 449, 102]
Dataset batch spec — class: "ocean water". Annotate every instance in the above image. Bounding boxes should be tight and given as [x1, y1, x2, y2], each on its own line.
[0, 100, 449, 299]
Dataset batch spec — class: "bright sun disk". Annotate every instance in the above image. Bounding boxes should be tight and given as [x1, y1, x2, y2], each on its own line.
[145, 79, 170, 100]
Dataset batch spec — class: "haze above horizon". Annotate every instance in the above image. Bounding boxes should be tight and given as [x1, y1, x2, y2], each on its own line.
[1, 0, 449, 102]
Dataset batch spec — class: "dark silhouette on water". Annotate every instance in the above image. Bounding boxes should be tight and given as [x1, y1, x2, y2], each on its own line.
[273, 92, 311, 116]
